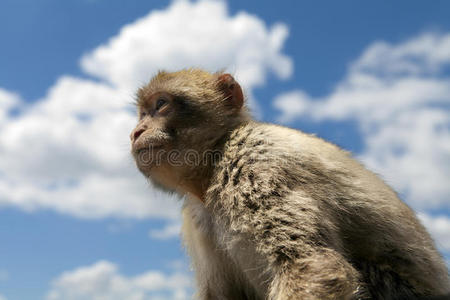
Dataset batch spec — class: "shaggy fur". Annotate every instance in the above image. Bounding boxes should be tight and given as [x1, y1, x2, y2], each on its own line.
[133, 69, 450, 300]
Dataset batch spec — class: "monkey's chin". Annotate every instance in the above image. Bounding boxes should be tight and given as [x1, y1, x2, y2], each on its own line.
[133, 147, 163, 166]
[135, 159, 159, 175]
[147, 177, 177, 195]
[132, 155, 155, 175]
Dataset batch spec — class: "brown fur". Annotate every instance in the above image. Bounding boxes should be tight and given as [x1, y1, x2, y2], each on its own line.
[131, 69, 450, 299]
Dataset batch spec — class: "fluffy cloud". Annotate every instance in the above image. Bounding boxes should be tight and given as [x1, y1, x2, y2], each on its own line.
[0, 294, 7, 300]
[0, 88, 20, 125]
[46, 260, 191, 300]
[419, 213, 450, 252]
[0, 0, 292, 219]
[0, 76, 180, 219]
[81, 0, 292, 95]
[149, 221, 182, 240]
[273, 32, 450, 256]
[274, 32, 450, 211]
[351, 32, 450, 76]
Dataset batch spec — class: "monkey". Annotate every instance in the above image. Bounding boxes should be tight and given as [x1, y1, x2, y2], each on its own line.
[130, 69, 450, 300]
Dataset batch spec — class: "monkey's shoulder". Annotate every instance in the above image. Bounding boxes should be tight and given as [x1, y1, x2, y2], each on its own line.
[225, 121, 355, 170]
[211, 122, 356, 201]
[212, 121, 397, 209]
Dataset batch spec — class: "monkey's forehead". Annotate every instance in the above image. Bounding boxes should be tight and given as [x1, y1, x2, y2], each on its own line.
[150, 69, 219, 87]
[136, 69, 224, 104]
[156, 68, 219, 80]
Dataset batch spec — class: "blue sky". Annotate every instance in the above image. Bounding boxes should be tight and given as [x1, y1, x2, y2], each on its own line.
[0, 1, 449, 299]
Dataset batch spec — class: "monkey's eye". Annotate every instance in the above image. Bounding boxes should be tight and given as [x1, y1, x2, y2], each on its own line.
[139, 111, 147, 119]
[155, 98, 167, 111]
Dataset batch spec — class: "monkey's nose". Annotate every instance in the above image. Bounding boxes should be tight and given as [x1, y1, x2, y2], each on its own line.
[132, 129, 146, 141]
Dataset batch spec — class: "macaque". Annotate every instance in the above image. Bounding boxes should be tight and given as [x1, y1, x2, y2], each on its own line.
[130, 69, 450, 299]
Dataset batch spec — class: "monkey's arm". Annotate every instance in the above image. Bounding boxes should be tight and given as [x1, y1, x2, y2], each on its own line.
[268, 247, 361, 300]
[182, 202, 230, 300]
[182, 198, 260, 300]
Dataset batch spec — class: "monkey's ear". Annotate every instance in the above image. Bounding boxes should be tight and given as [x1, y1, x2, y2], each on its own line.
[218, 74, 244, 110]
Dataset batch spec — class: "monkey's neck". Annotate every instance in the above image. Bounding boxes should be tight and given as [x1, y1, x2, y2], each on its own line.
[178, 121, 251, 201]
[151, 162, 212, 202]
[180, 175, 211, 201]
[152, 120, 251, 202]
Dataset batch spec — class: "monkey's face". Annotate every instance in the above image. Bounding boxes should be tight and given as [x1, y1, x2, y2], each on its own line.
[130, 70, 248, 194]
[130, 91, 176, 174]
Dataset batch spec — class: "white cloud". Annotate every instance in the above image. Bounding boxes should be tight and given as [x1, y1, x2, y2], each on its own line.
[351, 32, 450, 76]
[272, 90, 311, 124]
[149, 222, 181, 240]
[273, 32, 450, 212]
[46, 260, 191, 300]
[0, 0, 292, 219]
[81, 0, 292, 94]
[0, 88, 20, 125]
[0, 77, 180, 220]
[0, 294, 7, 300]
[419, 213, 450, 252]
[273, 32, 450, 257]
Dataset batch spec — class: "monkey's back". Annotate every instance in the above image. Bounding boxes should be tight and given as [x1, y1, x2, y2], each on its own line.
[207, 121, 450, 299]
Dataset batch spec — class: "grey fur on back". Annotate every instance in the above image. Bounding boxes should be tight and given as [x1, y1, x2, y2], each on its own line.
[194, 121, 450, 299]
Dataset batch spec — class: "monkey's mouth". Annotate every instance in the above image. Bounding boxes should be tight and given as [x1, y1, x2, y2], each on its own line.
[133, 144, 164, 155]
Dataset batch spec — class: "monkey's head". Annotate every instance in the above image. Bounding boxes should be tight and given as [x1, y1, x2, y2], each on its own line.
[130, 69, 249, 195]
